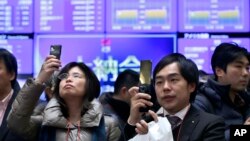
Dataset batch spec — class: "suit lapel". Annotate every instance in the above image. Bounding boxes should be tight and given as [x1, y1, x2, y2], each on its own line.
[179, 106, 200, 141]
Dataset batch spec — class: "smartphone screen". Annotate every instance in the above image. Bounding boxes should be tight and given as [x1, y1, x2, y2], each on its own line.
[139, 60, 152, 112]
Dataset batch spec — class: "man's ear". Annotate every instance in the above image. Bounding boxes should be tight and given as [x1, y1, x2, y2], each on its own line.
[9, 72, 15, 81]
[215, 67, 225, 78]
[188, 83, 196, 93]
[120, 86, 127, 95]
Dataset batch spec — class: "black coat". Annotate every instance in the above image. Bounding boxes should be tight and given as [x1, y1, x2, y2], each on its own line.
[0, 81, 26, 141]
[193, 78, 250, 141]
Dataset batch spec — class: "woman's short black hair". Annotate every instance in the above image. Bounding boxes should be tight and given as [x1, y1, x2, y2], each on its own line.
[53, 62, 100, 117]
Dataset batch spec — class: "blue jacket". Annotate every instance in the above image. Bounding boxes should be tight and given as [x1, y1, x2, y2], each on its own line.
[193, 78, 250, 141]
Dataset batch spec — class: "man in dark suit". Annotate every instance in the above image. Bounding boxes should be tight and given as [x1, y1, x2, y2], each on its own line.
[124, 53, 225, 141]
[0, 48, 24, 141]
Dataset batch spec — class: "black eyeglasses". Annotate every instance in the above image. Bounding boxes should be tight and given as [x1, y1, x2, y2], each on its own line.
[58, 73, 84, 80]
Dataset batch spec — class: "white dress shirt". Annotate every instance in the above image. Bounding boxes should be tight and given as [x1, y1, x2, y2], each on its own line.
[0, 89, 13, 126]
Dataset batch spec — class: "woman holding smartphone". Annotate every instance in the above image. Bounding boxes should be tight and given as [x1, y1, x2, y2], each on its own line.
[7, 55, 121, 141]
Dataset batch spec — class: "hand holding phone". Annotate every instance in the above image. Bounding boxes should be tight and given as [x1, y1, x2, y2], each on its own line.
[139, 60, 153, 112]
[50, 45, 62, 59]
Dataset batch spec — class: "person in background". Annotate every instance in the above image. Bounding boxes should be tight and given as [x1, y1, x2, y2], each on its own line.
[197, 70, 210, 89]
[7, 55, 121, 141]
[0, 48, 25, 141]
[125, 53, 225, 141]
[198, 70, 209, 84]
[193, 42, 250, 141]
[99, 69, 139, 141]
[44, 71, 59, 101]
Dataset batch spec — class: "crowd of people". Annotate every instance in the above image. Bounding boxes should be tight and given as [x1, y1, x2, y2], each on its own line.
[0, 42, 250, 141]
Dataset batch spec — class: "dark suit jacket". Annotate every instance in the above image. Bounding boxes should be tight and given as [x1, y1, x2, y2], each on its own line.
[124, 105, 225, 141]
[0, 81, 25, 141]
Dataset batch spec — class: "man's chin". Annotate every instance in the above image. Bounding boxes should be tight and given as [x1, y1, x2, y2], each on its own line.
[163, 104, 176, 113]
[234, 87, 247, 92]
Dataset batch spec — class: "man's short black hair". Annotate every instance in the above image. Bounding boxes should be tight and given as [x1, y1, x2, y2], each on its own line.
[114, 69, 139, 95]
[211, 42, 250, 80]
[153, 53, 199, 102]
[0, 48, 18, 88]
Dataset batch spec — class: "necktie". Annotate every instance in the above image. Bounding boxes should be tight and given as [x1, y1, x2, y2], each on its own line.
[166, 115, 182, 141]
[166, 115, 182, 130]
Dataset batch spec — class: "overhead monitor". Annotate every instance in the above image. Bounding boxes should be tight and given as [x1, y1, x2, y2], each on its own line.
[101, 34, 176, 91]
[178, 0, 250, 32]
[34, 0, 104, 33]
[34, 34, 104, 75]
[178, 38, 250, 74]
[106, 0, 177, 33]
[0, 35, 33, 74]
[0, 0, 33, 33]
[35, 34, 176, 92]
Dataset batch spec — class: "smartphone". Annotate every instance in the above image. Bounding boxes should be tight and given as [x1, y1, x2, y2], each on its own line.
[50, 45, 62, 59]
[139, 60, 152, 112]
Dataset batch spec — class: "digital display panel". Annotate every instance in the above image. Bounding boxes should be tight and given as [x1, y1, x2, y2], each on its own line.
[35, 34, 176, 92]
[35, 0, 104, 33]
[178, 38, 250, 74]
[101, 34, 176, 91]
[106, 0, 177, 33]
[0, 0, 33, 33]
[178, 0, 250, 32]
[0, 35, 33, 74]
[34, 34, 104, 75]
